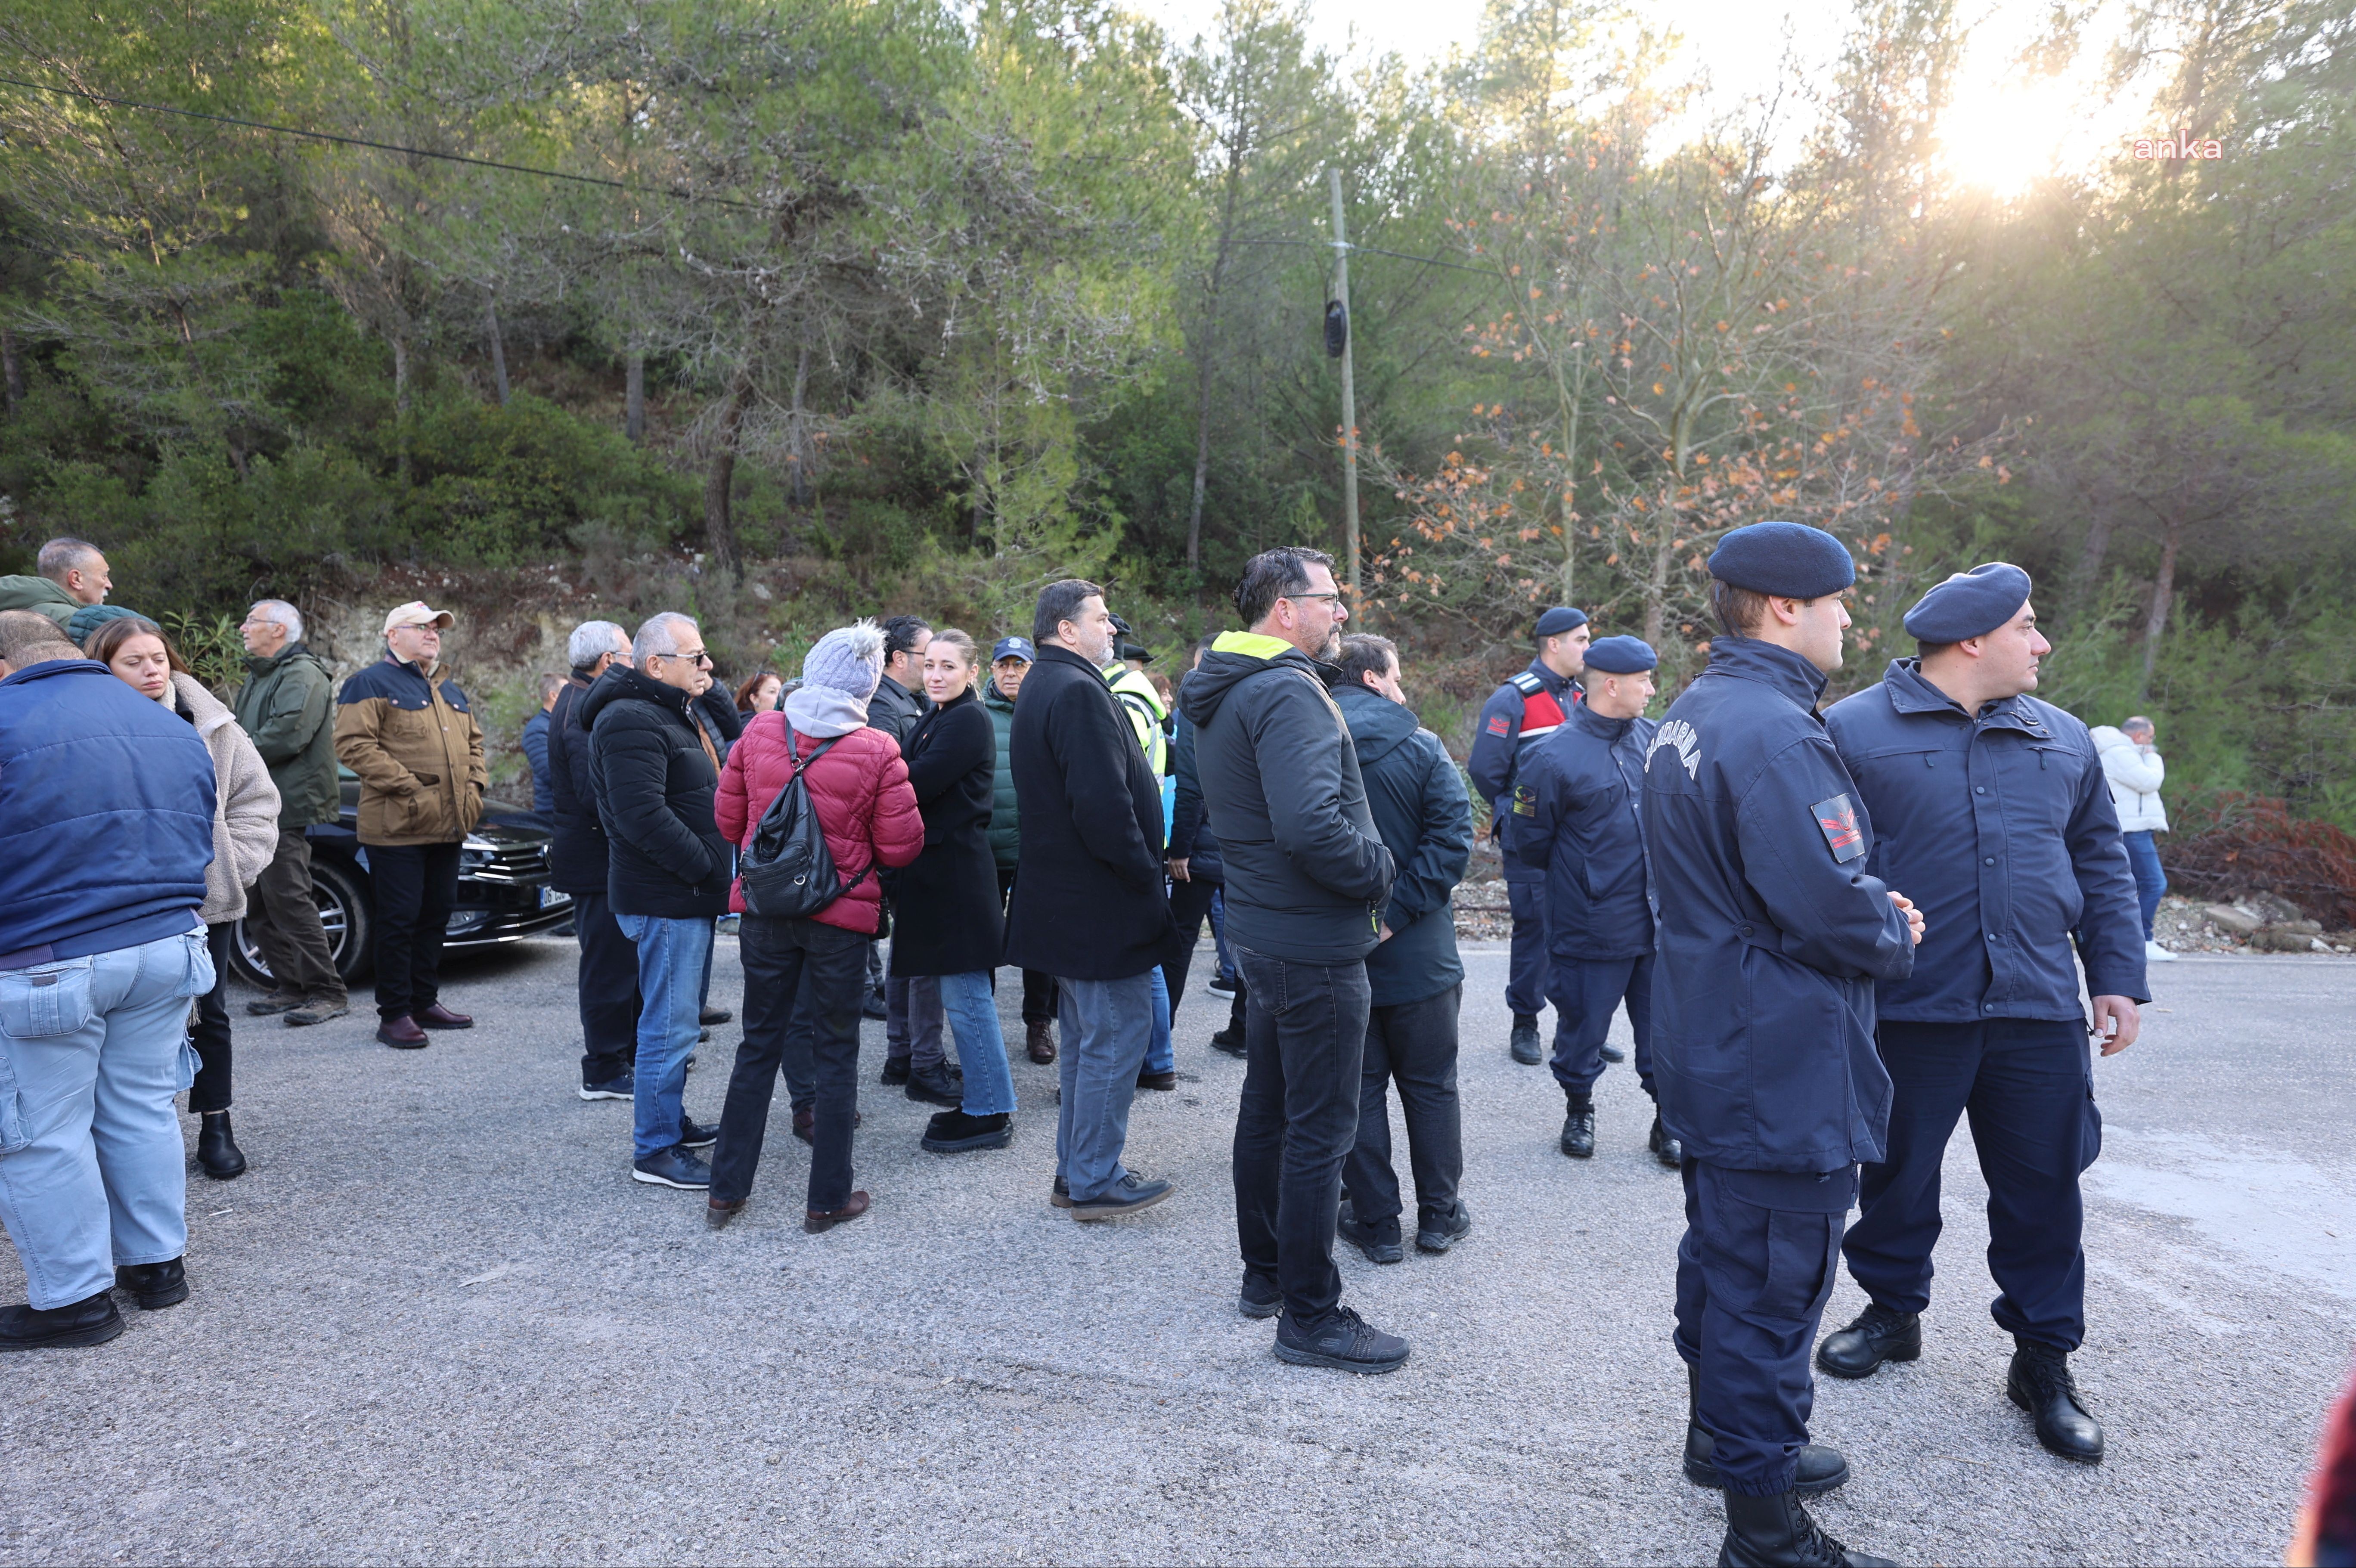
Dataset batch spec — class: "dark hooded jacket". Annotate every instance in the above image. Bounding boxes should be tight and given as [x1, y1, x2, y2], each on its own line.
[583, 665, 731, 920]
[1179, 631, 1394, 967]
[1166, 702, 1222, 883]
[1334, 683, 1472, 1007]
[543, 673, 608, 895]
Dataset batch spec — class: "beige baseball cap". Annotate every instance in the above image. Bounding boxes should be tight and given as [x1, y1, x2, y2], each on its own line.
[382, 601, 456, 637]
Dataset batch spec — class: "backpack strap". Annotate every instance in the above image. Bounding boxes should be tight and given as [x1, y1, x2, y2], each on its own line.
[783, 722, 871, 891]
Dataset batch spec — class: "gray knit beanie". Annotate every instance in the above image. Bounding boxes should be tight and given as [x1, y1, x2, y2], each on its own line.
[800, 621, 884, 699]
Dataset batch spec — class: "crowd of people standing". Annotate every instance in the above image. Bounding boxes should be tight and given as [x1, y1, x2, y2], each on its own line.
[0, 523, 2174, 1568]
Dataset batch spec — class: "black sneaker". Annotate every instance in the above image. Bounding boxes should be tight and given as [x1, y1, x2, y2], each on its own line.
[1208, 1023, 1247, 1057]
[1416, 1201, 1473, 1254]
[678, 1114, 719, 1150]
[880, 1057, 912, 1086]
[1337, 1207, 1404, 1265]
[1239, 1272, 1282, 1319]
[0, 1291, 124, 1351]
[1206, 976, 1238, 999]
[579, 1075, 633, 1101]
[904, 1063, 963, 1107]
[1069, 1172, 1175, 1221]
[1272, 1305, 1410, 1375]
[630, 1146, 712, 1189]
[921, 1109, 1013, 1153]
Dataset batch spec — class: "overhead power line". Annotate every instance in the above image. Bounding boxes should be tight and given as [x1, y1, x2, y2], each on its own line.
[1234, 236, 1502, 278]
[0, 73, 765, 212]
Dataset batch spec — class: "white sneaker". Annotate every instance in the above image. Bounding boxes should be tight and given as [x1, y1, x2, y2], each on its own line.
[2145, 939, 2178, 963]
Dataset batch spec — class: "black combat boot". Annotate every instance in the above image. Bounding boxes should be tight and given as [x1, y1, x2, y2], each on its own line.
[2007, 1338, 2104, 1463]
[1720, 1489, 1896, 1568]
[1509, 1013, 1542, 1064]
[196, 1110, 246, 1180]
[1558, 1093, 1595, 1158]
[1649, 1111, 1682, 1168]
[1683, 1362, 1849, 1494]
[1815, 1302, 1921, 1379]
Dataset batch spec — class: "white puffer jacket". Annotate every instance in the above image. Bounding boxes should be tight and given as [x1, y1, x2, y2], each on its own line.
[2090, 725, 2167, 834]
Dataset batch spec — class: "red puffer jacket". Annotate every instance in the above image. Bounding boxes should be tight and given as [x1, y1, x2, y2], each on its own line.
[715, 712, 924, 934]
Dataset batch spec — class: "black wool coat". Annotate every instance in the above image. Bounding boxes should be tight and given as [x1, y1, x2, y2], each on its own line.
[583, 666, 732, 920]
[887, 688, 1004, 977]
[1004, 645, 1181, 981]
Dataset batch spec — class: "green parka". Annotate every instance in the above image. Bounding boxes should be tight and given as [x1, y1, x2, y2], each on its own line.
[983, 676, 1020, 869]
[233, 642, 341, 827]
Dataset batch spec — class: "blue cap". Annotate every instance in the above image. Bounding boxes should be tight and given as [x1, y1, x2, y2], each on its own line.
[1582, 635, 1657, 674]
[990, 636, 1036, 664]
[1706, 521, 1856, 598]
[1903, 563, 2032, 643]
[1534, 606, 1588, 639]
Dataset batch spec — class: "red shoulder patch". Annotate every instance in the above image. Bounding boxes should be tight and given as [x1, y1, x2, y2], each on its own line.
[1487, 716, 1512, 736]
[1811, 793, 1865, 863]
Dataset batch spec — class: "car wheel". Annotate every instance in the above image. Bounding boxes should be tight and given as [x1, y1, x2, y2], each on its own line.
[229, 856, 375, 988]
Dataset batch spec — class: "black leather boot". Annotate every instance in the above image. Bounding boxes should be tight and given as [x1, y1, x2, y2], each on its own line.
[1683, 1362, 1850, 1495]
[1815, 1302, 1920, 1379]
[1559, 1095, 1595, 1158]
[1649, 1112, 1682, 1167]
[1509, 1014, 1542, 1064]
[1720, 1489, 1896, 1567]
[114, 1258, 188, 1311]
[196, 1110, 246, 1180]
[2007, 1339, 2104, 1463]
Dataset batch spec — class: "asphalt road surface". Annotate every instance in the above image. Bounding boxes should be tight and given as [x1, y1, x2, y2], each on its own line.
[1, 938, 2348, 1565]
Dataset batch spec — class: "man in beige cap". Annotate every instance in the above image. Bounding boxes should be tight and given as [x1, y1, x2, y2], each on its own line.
[334, 601, 487, 1047]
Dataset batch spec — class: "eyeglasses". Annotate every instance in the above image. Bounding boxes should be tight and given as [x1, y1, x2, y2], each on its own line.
[664, 649, 713, 667]
[393, 622, 440, 634]
[1283, 592, 1344, 607]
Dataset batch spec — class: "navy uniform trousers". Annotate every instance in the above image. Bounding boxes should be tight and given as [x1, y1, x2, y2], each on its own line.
[1676, 1161, 1856, 1495]
[1545, 953, 1655, 1100]
[1842, 1017, 2101, 1350]
[1506, 880, 1547, 1017]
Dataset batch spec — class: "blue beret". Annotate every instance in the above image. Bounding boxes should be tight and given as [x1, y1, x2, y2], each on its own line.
[1706, 521, 1856, 599]
[1903, 562, 2032, 643]
[1583, 635, 1656, 674]
[990, 636, 1036, 663]
[1534, 606, 1588, 638]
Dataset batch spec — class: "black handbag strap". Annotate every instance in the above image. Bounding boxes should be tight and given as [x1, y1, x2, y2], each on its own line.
[778, 722, 873, 890]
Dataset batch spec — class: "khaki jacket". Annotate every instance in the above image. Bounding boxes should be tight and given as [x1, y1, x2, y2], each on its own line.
[332, 654, 487, 846]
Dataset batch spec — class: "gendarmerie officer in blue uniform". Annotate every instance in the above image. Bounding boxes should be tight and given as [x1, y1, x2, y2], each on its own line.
[1816, 564, 2145, 1466]
[1505, 635, 1679, 1168]
[1467, 606, 1589, 1066]
[1645, 522, 1921, 1568]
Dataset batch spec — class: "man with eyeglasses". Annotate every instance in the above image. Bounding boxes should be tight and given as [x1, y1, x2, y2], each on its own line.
[333, 602, 488, 1048]
[232, 598, 350, 1027]
[583, 612, 733, 1190]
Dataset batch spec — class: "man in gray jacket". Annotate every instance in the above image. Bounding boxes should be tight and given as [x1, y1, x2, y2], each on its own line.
[1182, 547, 1402, 1374]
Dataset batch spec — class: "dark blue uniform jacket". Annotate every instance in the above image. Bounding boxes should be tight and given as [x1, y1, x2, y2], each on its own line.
[1506, 702, 1657, 962]
[1824, 659, 2147, 1023]
[1467, 659, 1580, 886]
[1642, 638, 1916, 1173]
[1335, 684, 1473, 1008]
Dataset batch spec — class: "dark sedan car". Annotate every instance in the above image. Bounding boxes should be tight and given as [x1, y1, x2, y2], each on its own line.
[228, 768, 574, 987]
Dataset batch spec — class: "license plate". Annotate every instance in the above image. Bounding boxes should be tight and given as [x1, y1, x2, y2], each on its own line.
[539, 887, 567, 909]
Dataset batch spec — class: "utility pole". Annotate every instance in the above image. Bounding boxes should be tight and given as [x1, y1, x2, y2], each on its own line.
[1327, 166, 1360, 597]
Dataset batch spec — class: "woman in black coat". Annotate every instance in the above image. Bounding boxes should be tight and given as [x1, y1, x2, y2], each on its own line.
[890, 629, 1017, 1154]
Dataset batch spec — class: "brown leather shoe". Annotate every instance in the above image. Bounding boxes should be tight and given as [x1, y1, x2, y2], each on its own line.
[284, 996, 349, 1027]
[706, 1197, 745, 1231]
[1137, 1068, 1178, 1091]
[246, 992, 303, 1016]
[1026, 1021, 1056, 1064]
[376, 1015, 429, 1049]
[804, 1190, 871, 1233]
[416, 1003, 474, 1029]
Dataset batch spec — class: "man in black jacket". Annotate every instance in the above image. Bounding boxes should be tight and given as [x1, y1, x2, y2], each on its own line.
[1182, 548, 1403, 1375]
[1330, 635, 1476, 1265]
[586, 612, 732, 1192]
[548, 620, 639, 1100]
[1004, 579, 1181, 1222]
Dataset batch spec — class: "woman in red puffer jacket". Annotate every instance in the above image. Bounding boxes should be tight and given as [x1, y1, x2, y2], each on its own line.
[708, 623, 924, 1234]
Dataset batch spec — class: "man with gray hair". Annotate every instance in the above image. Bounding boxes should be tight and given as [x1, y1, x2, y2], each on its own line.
[0, 536, 112, 636]
[232, 598, 349, 1025]
[585, 612, 732, 1187]
[547, 620, 641, 1098]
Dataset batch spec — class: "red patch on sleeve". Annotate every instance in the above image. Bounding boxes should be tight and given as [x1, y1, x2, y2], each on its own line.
[1487, 716, 1511, 736]
[1811, 793, 1865, 863]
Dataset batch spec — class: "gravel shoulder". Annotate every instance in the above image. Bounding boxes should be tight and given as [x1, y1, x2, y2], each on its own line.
[0, 940, 2346, 1565]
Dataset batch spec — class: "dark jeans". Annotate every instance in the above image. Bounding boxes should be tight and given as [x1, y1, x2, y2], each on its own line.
[994, 866, 1056, 1025]
[1162, 874, 1220, 1023]
[572, 890, 641, 1086]
[368, 841, 460, 1021]
[248, 826, 345, 1001]
[1232, 944, 1371, 1329]
[1844, 1017, 2101, 1350]
[1675, 1161, 1856, 1495]
[1506, 878, 1547, 1017]
[715, 916, 868, 1212]
[1341, 983, 1463, 1232]
[188, 922, 235, 1114]
[2123, 830, 2167, 940]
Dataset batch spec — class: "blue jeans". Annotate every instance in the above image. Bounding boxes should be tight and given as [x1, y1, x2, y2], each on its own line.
[1210, 886, 1236, 983]
[1147, 965, 1174, 1075]
[616, 912, 714, 1162]
[1055, 973, 1155, 1202]
[2123, 831, 2166, 940]
[0, 929, 213, 1310]
[939, 973, 1016, 1117]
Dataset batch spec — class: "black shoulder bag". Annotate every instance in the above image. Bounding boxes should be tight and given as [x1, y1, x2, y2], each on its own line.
[738, 725, 871, 920]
